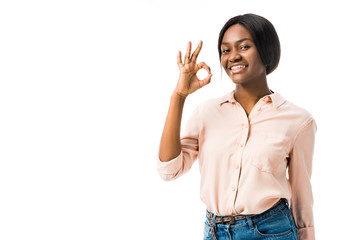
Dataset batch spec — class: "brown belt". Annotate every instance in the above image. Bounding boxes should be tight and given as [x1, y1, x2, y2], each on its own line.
[206, 211, 248, 225]
[207, 199, 283, 225]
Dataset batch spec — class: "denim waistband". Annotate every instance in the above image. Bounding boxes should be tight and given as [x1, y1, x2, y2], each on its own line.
[206, 198, 289, 224]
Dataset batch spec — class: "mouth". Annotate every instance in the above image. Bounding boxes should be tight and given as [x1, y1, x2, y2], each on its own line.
[229, 64, 248, 74]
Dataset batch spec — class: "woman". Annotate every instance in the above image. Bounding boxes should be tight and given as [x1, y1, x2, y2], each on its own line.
[158, 14, 316, 240]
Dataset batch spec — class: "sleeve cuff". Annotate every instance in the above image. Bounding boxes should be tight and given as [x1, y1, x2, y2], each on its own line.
[157, 152, 183, 181]
[297, 226, 315, 240]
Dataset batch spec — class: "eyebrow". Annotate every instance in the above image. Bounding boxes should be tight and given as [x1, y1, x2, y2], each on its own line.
[221, 38, 252, 45]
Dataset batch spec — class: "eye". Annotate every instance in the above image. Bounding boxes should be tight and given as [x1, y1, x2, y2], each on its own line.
[240, 45, 250, 50]
[221, 49, 230, 54]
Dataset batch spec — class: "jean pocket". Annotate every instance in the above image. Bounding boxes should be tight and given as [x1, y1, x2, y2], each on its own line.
[203, 221, 212, 240]
[254, 211, 295, 238]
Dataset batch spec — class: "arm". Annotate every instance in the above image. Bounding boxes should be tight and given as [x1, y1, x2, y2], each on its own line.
[158, 41, 212, 162]
[158, 92, 187, 162]
[288, 118, 317, 240]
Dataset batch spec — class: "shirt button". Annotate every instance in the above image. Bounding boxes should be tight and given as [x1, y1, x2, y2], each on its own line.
[257, 107, 261, 111]
[263, 96, 271, 102]
[232, 187, 236, 191]
[239, 143, 244, 148]
[236, 165, 240, 170]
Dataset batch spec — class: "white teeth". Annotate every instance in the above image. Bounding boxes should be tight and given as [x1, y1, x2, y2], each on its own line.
[231, 65, 246, 70]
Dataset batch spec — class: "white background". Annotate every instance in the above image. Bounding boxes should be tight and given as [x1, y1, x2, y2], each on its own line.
[1, 0, 359, 239]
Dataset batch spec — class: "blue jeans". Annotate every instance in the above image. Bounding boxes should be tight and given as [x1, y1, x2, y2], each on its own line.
[204, 199, 298, 240]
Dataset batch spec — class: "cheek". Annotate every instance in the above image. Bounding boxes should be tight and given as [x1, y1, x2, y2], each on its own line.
[244, 53, 263, 69]
[249, 51, 264, 66]
[220, 58, 227, 70]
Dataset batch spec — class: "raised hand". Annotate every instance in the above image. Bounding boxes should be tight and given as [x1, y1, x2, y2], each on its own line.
[174, 41, 212, 97]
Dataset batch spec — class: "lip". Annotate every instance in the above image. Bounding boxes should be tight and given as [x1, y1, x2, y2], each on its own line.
[228, 64, 248, 74]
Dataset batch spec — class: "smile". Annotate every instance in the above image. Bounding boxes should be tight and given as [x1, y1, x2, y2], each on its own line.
[229, 64, 248, 73]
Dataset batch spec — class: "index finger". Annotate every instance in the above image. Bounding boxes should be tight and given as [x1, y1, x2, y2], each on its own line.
[177, 50, 183, 67]
[190, 40, 203, 63]
[184, 41, 192, 64]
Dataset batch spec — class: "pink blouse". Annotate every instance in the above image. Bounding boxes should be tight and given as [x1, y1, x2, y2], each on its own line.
[158, 91, 316, 240]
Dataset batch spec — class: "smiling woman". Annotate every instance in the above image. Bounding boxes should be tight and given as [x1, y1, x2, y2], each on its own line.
[158, 13, 316, 240]
[218, 14, 281, 75]
[220, 24, 268, 92]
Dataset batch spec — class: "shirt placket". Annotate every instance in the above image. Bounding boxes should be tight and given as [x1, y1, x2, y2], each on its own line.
[230, 100, 265, 214]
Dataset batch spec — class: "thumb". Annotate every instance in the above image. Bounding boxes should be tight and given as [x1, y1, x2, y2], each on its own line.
[198, 73, 212, 88]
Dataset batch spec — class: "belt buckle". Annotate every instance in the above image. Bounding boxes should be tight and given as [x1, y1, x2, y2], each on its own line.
[229, 216, 235, 225]
[222, 215, 235, 225]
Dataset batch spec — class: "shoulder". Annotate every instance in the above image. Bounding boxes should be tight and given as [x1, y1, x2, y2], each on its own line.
[193, 91, 232, 114]
[282, 100, 313, 117]
[279, 97, 316, 130]
[183, 94, 225, 130]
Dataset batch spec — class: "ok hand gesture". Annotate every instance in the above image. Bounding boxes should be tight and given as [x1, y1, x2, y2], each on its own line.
[174, 41, 212, 97]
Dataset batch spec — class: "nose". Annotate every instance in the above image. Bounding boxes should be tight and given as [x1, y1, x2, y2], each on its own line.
[229, 50, 242, 62]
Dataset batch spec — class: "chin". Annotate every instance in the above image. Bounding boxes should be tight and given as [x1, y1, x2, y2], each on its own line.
[229, 75, 249, 84]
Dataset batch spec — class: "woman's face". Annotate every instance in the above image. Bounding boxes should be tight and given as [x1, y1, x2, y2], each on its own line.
[220, 24, 266, 85]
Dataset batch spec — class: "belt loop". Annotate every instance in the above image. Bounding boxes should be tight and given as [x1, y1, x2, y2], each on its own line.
[212, 213, 216, 227]
[284, 198, 289, 207]
[246, 215, 254, 230]
[209, 212, 218, 240]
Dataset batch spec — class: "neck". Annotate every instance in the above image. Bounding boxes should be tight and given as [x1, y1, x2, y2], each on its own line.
[233, 81, 272, 107]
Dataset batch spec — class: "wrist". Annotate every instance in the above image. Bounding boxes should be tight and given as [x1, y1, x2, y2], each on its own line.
[172, 90, 188, 100]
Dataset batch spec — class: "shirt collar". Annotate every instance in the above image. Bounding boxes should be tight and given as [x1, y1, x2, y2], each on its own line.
[218, 90, 286, 109]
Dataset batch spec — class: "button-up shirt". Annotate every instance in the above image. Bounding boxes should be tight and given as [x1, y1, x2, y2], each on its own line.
[158, 91, 316, 240]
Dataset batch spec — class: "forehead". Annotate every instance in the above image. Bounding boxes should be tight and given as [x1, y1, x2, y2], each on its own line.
[222, 24, 253, 43]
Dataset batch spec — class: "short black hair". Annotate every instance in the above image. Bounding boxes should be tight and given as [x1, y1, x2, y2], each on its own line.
[218, 14, 281, 75]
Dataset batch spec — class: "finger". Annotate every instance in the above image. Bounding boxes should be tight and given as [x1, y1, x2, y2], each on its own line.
[197, 62, 211, 74]
[184, 41, 192, 64]
[198, 73, 212, 88]
[190, 40, 203, 63]
[177, 51, 183, 67]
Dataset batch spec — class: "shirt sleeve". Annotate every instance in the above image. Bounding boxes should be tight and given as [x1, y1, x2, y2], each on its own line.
[157, 106, 201, 181]
[288, 118, 317, 240]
